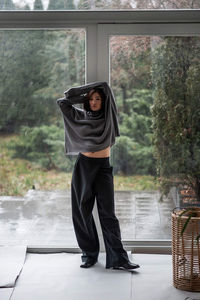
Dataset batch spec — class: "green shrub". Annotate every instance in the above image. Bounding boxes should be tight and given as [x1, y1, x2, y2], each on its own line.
[8, 125, 76, 171]
[151, 36, 200, 201]
[112, 136, 156, 175]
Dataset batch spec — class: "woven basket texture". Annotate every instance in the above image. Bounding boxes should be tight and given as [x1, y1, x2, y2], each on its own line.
[172, 207, 200, 291]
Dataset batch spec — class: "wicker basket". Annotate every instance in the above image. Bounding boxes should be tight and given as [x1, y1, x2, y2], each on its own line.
[172, 207, 200, 291]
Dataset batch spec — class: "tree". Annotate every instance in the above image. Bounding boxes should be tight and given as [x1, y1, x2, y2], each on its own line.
[113, 89, 156, 176]
[0, 30, 52, 132]
[77, 0, 131, 9]
[8, 124, 75, 171]
[2, 0, 15, 9]
[134, 0, 200, 9]
[24, 4, 31, 10]
[41, 29, 85, 102]
[110, 36, 152, 115]
[66, 0, 76, 9]
[48, 0, 65, 9]
[0, 0, 4, 9]
[34, 0, 44, 10]
[48, 0, 76, 9]
[151, 36, 200, 201]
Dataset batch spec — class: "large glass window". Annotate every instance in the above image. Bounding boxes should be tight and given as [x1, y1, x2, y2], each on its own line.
[110, 35, 200, 240]
[0, 28, 85, 245]
[1, 0, 200, 10]
[0, 14, 199, 250]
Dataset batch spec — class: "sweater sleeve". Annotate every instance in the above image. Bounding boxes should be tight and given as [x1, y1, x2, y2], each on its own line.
[57, 81, 109, 115]
[64, 81, 108, 98]
[56, 94, 86, 115]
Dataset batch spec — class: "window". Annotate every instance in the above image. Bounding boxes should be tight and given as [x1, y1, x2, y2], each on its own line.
[0, 28, 85, 246]
[0, 9, 199, 252]
[109, 34, 200, 240]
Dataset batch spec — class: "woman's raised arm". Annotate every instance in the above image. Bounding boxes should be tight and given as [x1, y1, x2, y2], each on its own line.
[64, 81, 108, 98]
[57, 81, 108, 115]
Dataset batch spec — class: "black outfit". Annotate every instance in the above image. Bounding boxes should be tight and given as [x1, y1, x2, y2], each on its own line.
[57, 81, 135, 269]
[71, 152, 129, 268]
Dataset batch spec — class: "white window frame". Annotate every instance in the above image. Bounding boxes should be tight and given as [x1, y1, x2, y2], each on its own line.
[0, 10, 200, 254]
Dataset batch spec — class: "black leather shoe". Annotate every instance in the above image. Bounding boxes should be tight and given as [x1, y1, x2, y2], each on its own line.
[112, 261, 140, 270]
[80, 260, 97, 268]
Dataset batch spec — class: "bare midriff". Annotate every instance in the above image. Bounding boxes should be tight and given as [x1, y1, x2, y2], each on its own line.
[81, 146, 110, 158]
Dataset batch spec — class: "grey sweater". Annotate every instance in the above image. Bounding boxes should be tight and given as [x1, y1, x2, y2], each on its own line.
[57, 81, 120, 155]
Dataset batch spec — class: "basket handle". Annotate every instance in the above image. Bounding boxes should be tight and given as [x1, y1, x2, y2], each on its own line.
[172, 207, 181, 214]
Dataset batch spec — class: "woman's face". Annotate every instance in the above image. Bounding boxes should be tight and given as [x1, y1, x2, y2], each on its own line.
[89, 92, 102, 111]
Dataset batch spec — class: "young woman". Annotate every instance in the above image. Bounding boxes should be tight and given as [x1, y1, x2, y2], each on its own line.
[57, 81, 140, 270]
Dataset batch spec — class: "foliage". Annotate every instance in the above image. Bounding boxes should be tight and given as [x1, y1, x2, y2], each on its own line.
[76, 0, 200, 9]
[1, 0, 15, 9]
[151, 36, 200, 201]
[0, 134, 158, 196]
[0, 138, 73, 195]
[113, 89, 156, 176]
[77, 0, 131, 9]
[0, 30, 54, 132]
[111, 36, 152, 114]
[134, 0, 200, 9]
[48, 0, 76, 9]
[7, 125, 76, 171]
[112, 135, 155, 176]
[0, 25, 154, 177]
[1, 0, 200, 10]
[4, 2, 200, 184]
[0, 28, 85, 133]
[119, 89, 153, 141]
[34, 0, 44, 10]
[33, 29, 85, 114]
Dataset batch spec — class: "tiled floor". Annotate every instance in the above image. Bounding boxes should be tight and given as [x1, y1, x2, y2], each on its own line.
[0, 189, 174, 245]
[1, 252, 200, 300]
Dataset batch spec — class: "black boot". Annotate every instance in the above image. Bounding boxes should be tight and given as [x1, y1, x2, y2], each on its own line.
[80, 259, 97, 268]
[107, 261, 140, 270]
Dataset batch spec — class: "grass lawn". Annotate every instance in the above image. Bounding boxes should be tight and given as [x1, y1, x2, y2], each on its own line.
[0, 134, 159, 196]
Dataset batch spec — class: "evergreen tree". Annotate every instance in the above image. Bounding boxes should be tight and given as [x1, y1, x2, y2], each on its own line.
[66, 0, 76, 9]
[134, 0, 200, 9]
[48, 0, 76, 9]
[0, 30, 52, 132]
[75, 32, 85, 84]
[0, 0, 4, 9]
[24, 4, 31, 10]
[67, 33, 79, 83]
[3, 0, 15, 9]
[111, 36, 152, 115]
[77, 0, 130, 9]
[48, 0, 63, 9]
[113, 89, 156, 175]
[8, 124, 76, 171]
[151, 36, 200, 200]
[34, 0, 44, 10]
[30, 28, 85, 125]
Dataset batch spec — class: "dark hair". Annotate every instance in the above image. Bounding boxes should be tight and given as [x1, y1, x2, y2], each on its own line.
[83, 88, 105, 112]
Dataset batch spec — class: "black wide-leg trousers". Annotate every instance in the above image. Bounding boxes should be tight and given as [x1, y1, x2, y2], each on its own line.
[71, 152, 129, 268]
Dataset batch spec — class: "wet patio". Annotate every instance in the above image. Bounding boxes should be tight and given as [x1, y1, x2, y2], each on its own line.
[0, 189, 174, 246]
